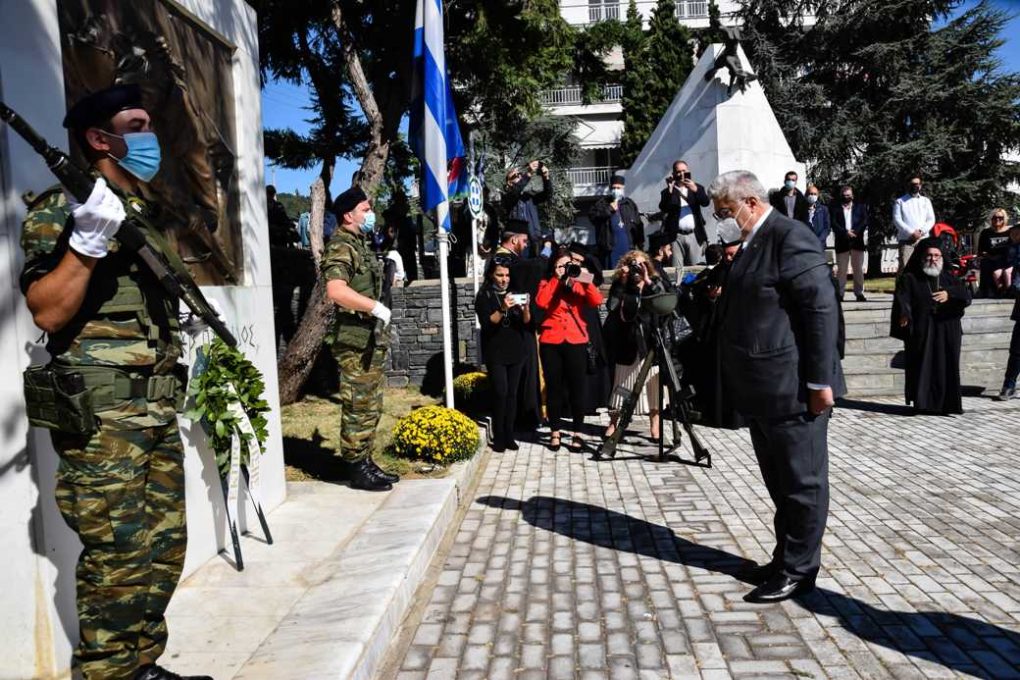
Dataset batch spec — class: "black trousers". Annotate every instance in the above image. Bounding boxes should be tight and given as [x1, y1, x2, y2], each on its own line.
[1004, 318, 1020, 390]
[540, 342, 588, 432]
[747, 411, 830, 581]
[486, 360, 524, 445]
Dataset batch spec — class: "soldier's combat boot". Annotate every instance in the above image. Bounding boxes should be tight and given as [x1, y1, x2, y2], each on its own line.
[134, 664, 213, 680]
[368, 458, 400, 484]
[348, 458, 393, 491]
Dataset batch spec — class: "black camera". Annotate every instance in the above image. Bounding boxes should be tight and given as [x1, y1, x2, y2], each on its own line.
[564, 263, 582, 278]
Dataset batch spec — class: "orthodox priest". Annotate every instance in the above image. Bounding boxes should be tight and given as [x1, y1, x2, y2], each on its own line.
[892, 238, 971, 414]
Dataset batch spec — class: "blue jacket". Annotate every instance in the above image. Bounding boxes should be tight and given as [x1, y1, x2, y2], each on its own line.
[808, 203, 830, 249]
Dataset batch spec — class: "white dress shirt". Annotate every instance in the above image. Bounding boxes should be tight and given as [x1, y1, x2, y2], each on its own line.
[677, 187, 696, 234]
[892, 193, 935, 241]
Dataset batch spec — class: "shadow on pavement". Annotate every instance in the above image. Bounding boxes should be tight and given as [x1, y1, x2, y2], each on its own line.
[835, 398, 916, 417]
[477, 495, 1020, 680]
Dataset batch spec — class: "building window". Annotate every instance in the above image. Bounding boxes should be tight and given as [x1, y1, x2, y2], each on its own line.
[588, 0, 620, 24]
[675, 0, 709, 19]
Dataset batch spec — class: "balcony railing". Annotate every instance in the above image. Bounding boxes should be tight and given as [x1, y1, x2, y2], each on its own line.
[675, 0, 709, 19]
[567, 166, 615, 190]
[541, 84, 623, 107]
[588, 3, 620, 23]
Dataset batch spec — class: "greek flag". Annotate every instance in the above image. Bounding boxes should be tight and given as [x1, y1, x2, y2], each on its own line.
[410, 0, 465, 232]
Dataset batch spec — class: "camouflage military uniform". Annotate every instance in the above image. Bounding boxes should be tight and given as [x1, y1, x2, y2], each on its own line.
[21, 188, 187, 680]
[321, 228, 387, 462]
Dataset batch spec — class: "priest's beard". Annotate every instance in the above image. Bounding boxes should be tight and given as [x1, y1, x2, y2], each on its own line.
[922, 262, 943, 278]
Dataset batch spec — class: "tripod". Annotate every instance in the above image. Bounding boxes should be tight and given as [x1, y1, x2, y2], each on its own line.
[597, 323, 712, 466]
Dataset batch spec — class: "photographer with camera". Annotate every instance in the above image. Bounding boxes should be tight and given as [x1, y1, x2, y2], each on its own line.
[602, 251, 671, 441]
[535, 249, 604, 451]
[504, 160, 553, 258]
[475, 259, 532, 452]
[659, 160, 711, 267]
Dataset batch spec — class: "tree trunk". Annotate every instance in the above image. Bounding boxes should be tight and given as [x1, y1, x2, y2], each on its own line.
[278, 5, 407, 404]
[277, 163, 335, 406]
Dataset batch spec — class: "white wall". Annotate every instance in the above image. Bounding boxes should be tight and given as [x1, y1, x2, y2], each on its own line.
[0, 2, 283, 678]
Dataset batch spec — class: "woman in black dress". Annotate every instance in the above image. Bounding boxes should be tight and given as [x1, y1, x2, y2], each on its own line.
[475, 260, 532, 451]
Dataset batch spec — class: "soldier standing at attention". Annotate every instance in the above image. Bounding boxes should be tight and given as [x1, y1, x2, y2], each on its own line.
[322, 186, 399, 491]
[20, 84, 211, 680]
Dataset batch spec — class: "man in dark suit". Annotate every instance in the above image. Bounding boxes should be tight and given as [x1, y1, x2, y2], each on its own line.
[769, 170, 809, 225]
[709, 170, 844, 603]
[805, 184, 830, 250]
[659, 160, 711, 266]
[830, 185, 869, 301]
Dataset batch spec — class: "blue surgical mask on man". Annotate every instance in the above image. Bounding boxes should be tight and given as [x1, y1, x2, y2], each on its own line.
[540, 244, 552, 258]
[103, 131, 162, 182]
[784, 179, 796, 190]
[611, 187, 625, 201]
[360, 210, 377, 234]
[806, 194, 818, 205]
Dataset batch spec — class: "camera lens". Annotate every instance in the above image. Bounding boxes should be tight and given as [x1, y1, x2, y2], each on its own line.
[565, 263, 581, 278]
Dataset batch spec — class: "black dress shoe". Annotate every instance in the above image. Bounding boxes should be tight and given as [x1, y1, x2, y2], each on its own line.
[491, 441, 506, 453]
[135, 664, 213, 680]
[737, 561, 778, 585]
[368, 458, 400, 484]
[348, 459, 393, 492]
[743, 574, 815, 603]
[505, 439, 520, 451]
[855, 293, 867, 302]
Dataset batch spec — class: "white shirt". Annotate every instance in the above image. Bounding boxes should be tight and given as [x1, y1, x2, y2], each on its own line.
[386, 250, 405, 285]
[677, 187, 696, 234]
[843, 204, 854, 236]
[892, 193, 935, 241]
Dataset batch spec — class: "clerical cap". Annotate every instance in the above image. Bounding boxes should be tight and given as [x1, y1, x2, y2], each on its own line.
[62, 84, 145, 131]
[609, 174, 626, 186]
[333, 186, 368, 218]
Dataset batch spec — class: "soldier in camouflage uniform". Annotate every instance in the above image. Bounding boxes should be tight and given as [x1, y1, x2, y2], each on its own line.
[321, 186, 399, 492]
[20, 85, 211, 680]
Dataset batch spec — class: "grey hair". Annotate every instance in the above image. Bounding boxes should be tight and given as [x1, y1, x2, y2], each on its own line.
[708, 170, 768, 203]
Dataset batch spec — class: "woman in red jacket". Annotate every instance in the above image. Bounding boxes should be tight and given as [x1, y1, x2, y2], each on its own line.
[536, 248, 604, 451]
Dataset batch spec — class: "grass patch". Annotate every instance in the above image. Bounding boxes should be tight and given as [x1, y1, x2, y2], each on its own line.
[865, 276, 898, 294]
[280, 385, 449, 482]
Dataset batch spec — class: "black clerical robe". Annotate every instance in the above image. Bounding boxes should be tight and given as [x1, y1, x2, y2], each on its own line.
[894, 271, 971, 414]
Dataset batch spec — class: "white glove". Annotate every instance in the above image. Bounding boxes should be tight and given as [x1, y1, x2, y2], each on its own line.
[370, 301, 392, 327]
[180, 298, 224, 338]
[65, 177, 126, 258]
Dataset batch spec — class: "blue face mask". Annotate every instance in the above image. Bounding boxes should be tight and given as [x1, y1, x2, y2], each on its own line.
[540, 245, 552, 258]
[611, 187, 625, 200]
[360, 210, 377, 234]
[105, 131, 162, 182]
[784, 179, 796, 190]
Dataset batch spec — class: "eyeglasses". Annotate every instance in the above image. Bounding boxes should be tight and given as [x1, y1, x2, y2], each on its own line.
[712, 208, 733, 221]
[993, 216, 1005, 221]
[924, 254, 943, 261]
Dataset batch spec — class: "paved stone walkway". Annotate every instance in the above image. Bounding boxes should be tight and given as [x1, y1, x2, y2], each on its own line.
[390, 397, 1020, 679]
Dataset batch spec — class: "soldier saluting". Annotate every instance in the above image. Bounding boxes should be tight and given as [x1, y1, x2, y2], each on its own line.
[322, 186, 399, 491]
[19, 84, 212, 680]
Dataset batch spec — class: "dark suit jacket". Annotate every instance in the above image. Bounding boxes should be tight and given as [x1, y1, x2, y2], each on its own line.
[769, 189, 810, 225]
[659, 183, 710, 244]
[718, 210, 845, 418]
[829, 201, 869, 253]
[807, 203, 830, 250]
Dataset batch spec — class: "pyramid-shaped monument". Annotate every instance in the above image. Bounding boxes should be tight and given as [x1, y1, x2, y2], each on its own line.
[625, 43, 806, 244]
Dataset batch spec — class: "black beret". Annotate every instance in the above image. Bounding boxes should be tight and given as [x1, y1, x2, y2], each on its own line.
[609, 174, 625, 185]
[648, 231, 672, 253]
[333, 186, 368, 217]
[62, 84, 144, 130]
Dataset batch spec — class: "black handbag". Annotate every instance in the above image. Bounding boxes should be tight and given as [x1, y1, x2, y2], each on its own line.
[567, 308, 600, 374]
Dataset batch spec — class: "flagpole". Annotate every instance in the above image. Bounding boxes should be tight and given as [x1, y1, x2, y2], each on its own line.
[437, 204, 455, 408]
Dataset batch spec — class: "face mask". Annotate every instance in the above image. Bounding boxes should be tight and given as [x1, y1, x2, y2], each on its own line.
[611, 187, 625, 200]
[540, 245, 552, 258]
[784, 180, 796, 190]
[910, 185, 921, 195]
[842, 195, 853, 204]
[360, 210, 377, 234]
[716, 217, 743, 245]
[806, 195, 818, 205]
[104, 131, 161, 182]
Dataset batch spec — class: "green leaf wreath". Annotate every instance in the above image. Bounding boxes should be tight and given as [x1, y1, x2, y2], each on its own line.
[184, 338, 270, 472]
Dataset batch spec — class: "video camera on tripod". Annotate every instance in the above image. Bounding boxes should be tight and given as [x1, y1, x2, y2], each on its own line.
[597, 288, 711, 467]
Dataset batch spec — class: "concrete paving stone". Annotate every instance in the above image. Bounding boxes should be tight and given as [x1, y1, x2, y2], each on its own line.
[391, 397, 1020, 679]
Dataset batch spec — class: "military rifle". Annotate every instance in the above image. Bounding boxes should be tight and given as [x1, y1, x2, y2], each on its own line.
[0, 101, 236, 347]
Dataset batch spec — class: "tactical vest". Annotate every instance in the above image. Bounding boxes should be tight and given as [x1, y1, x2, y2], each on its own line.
[330, 231, 384, 351]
